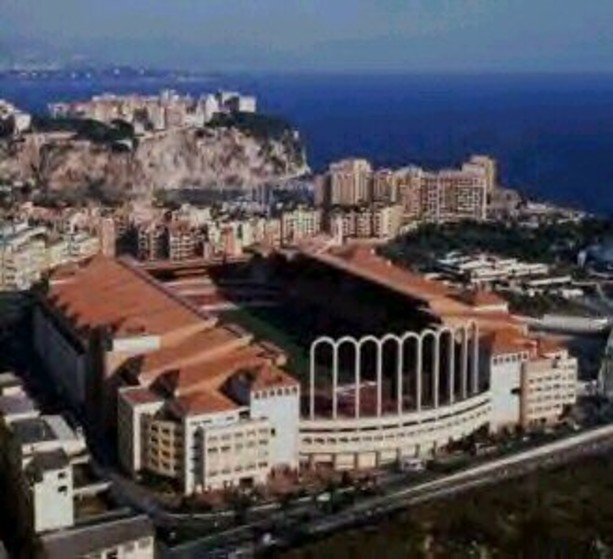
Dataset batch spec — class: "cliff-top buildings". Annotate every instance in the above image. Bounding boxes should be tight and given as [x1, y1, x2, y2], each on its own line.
[48, 89, 257, 133]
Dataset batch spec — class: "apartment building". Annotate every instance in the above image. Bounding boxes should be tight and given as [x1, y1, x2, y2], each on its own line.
[329, 204, 403, 240]
[520, 345, 577, 428]
[0, 224, 100, 291]
[136, 222, 166, 261]
[167, 223, 201, 260]
[280, 207, 322, 244]
[371, 168, 399, 203]
[323, 159, 373, 207]
[465, 155, 498, 192]
[319, 157, 491, 223]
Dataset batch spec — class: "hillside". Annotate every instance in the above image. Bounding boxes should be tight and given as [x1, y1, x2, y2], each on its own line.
[0, 114, 309, 195]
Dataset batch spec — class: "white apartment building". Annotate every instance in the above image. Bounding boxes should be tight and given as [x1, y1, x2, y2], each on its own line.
[281, 207, 322, 244]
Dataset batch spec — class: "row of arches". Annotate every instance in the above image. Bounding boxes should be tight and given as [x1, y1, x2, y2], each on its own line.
[307, 323, 481, 420]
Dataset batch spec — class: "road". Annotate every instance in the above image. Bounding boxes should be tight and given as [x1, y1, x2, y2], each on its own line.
[162, 423, 613, 558]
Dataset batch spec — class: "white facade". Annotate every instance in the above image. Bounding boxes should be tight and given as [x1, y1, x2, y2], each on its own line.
[250, 385, 300, 469]
[488, 351, 526, 431]
[29, 458, 74, 533]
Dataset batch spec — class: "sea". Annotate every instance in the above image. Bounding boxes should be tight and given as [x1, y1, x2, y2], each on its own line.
[1, 72, 613, 214]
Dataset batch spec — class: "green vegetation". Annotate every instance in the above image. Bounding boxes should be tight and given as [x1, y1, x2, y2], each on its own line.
[0, 117, 14, 138]
[206, 112, 294, 141]
[221, 307, 310, 381]
[505, 291, 600, 318]
[283, 452, 613, 559]
[31, 116, 136, 147]
[383, 219, 613, 271]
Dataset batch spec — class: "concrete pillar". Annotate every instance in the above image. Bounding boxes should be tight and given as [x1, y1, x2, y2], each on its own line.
[397, 342, 403, 416]
[433, 335, 440, 409]
[332, 347, 339, 420]
[448, 330, 455, 405]
[472, 324, 480, 395]
[416, 337, 423, 412]
[376, 344, 383, 417]
[309, 342, 316, 420]
[354, 348, 361, 419]
[462, 327, 469, 399]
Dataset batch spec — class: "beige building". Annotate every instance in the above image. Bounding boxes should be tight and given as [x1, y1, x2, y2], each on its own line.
[520, 345, 577, 428]
[167, 224, 199, 261]
[326, 159, 373, 207]
[280, 207, 322, 244]
[329, 204, 403, 240]
[319, 156, 491, 223]
[136, 223, 166, 261]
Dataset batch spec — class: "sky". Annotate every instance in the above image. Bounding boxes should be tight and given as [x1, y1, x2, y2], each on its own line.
[1, 0, 613, 72]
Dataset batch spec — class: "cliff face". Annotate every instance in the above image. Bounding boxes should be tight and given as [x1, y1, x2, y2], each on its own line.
[0, 126, 309, 193]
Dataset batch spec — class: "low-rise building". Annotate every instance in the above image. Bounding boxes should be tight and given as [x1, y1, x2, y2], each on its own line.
[435, 253, 550, 286]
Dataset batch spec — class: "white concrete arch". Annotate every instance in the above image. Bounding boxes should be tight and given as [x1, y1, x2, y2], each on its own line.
[438, 327, 456, 406]
[421, 329, 440, 409]
[308, 324, 480, 421]
[335, 335, 362, 420]
[309, 336, 337, 419]
[399, 332, 422, 414]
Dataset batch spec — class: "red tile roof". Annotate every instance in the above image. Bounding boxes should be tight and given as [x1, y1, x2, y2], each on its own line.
[47, 256, 207, 339]
[173, 391, 237, 415]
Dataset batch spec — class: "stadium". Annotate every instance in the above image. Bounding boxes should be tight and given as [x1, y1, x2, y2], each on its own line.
[163, 244, 509, 470]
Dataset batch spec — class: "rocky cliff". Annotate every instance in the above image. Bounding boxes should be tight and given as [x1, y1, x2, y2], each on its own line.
[0, 121, 309, 194]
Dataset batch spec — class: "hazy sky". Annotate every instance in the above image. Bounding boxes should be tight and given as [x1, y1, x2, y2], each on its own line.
[1, 0, 613, 72]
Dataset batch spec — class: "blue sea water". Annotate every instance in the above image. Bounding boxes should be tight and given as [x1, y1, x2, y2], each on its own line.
[1, 72, 613, 214]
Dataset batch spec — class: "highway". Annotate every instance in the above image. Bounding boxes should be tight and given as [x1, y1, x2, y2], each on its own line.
[162, 423, 613, 558]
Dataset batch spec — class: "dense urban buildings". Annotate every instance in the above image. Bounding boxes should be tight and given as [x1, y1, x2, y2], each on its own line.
[316, 155, 496, 223]
[48, 89, 257, 133]
[0, 222, 101, 291]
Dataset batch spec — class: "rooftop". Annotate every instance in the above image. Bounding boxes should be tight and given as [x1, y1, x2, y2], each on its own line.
[0, 394, 38, 419]
[47, 256, 207, 339]
[303, 245, 523, 332]
[11, 417, 57, 446]
[39, 515, 153, 559]
[173, 390, 238, 416]
[0, 371, 23, 392]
